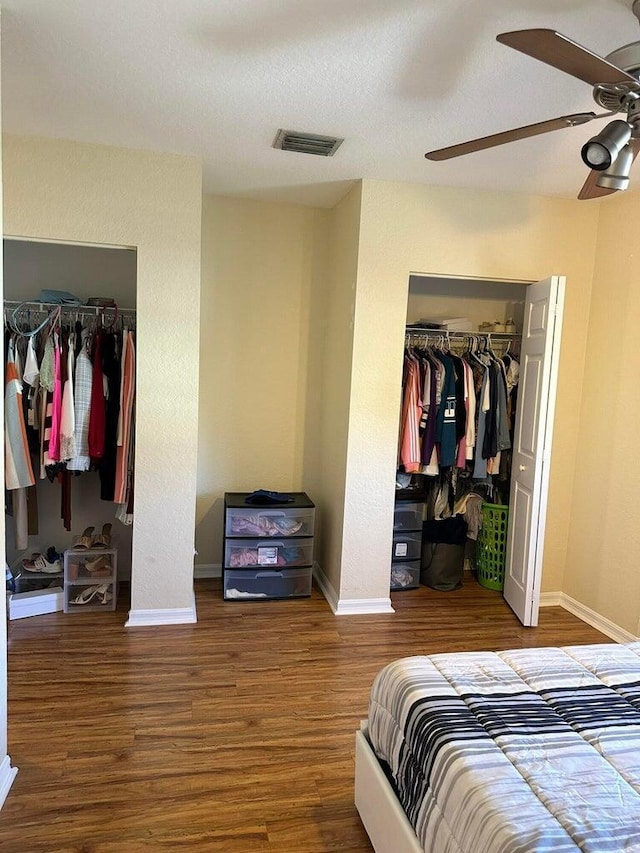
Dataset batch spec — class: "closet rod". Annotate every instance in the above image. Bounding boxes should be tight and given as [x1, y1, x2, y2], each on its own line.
[4, 300, 136, 315]
[405, 326, 519, 339]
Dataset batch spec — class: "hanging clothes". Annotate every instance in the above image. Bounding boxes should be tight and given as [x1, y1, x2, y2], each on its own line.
[68, 330, 93, 472]
[114, 330, 135, 505]
[4, 300, 137, 541]
[88, 331, 106, 461]
[398, 334, 519, 489]
[399, 351, 422, 474]
[59, 335, 76, 461]
[5, 342, 35, 490]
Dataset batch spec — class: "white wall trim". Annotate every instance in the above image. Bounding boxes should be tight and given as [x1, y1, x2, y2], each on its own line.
[126, 590, 197, 627]
[312, 563, 340, 613]
[313, 563, 394, 615]
[539, 591, 563, 607]
[539, 591, 637, 643]
[194, 563, 221, 579]
[334, 597, 395, 616]
[0, 756, 18, 810]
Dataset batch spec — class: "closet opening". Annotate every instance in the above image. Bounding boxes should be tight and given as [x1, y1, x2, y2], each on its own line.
[3, 236, 137, 621]
[393, 273, 530, 607]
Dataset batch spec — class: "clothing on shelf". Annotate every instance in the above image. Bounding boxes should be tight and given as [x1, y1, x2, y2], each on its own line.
[398, 331, 519, 483]
[3, 300, 136, 540]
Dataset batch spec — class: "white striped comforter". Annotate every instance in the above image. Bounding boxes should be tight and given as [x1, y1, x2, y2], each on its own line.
[368, 643, 640, 852]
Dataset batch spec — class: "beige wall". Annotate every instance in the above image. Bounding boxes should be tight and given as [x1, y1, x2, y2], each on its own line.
[316, 184, 362, 597]
[3, 134, 202, 616]
[196, 195, 330, 566]
[0, 13, 14, 801]
[564, 189, 640, 636]
[337, 179, 600, 602]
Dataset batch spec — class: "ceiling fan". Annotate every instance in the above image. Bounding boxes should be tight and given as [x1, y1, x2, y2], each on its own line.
[425, 1, 640, 200]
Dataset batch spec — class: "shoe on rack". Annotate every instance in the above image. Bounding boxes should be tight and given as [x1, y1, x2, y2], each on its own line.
[70, 585, 102, 605]
[46, 546, 62, 564]
[85, 555, 110, 573]
[73, 526, 95, 550]
[97, 584, 113, 605]
[88, 568, 112, 578]
[91, 523, 112, 549]
[22, 554, 61, 574]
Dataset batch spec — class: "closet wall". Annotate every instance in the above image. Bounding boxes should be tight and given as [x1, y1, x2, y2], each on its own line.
[321, 178, 601, 611]
[3, 133, 202, 619]
[564, 188, 640, 637]
[3, 238, 136, 578]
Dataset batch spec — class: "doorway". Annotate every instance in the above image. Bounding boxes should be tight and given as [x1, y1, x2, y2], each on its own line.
[396, 272, 564, 626]
[3, 237, 137, 616]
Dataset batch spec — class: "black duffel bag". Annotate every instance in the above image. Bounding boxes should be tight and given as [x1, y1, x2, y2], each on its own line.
[421, 516, 467, 591]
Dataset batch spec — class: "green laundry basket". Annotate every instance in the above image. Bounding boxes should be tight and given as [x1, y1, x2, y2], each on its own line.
[476, 503, 509, 591]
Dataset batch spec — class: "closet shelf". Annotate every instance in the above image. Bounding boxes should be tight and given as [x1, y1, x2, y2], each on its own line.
[4, 300, 136, 315]
[405, 326, 520, 339]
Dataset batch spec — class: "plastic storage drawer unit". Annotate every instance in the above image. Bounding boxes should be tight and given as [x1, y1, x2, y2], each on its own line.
[223, 567, 312, 600]
[224, 538, 313, 569]
[63, 548, 118, 613]
[222, 492, 315, 601]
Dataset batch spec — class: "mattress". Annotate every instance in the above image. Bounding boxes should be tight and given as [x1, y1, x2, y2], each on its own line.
[368, 643, 640, 853]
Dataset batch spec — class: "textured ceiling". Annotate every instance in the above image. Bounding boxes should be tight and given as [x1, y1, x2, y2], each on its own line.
[2, 0, 639, 207]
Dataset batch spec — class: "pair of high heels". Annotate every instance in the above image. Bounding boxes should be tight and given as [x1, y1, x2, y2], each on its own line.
[70, 584, 113, 606]
[84, 555, 111, 575]
[73, 523, 112, 550]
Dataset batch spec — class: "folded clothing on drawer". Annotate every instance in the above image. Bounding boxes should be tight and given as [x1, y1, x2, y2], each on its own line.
[230, 514, 304, 536]
[244, 490, 294, 505]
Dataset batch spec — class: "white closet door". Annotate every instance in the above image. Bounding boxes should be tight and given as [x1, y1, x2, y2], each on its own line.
[503, 275, 565, 627]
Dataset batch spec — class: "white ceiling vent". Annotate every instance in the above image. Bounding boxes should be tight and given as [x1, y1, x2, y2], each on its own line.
[273, 129, 344, 157]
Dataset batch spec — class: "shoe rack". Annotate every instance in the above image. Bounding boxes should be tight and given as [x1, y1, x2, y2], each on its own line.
[63, 548, 118, 612]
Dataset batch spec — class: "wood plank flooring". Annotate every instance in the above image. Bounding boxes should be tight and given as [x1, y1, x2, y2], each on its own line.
[1, 577, 609, 852]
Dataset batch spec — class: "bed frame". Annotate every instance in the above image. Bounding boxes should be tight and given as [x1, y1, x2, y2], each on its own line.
[355, 722, 422, 853]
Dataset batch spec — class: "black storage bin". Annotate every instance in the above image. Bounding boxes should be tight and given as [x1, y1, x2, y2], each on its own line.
[421, 517, 467, 591]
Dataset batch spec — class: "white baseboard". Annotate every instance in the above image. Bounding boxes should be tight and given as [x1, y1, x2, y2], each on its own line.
[126, 590, 197, 627]
[0, 756, 18, 810]
[313, 563, 394, 615]
[334, 597, 395, 615]
[194, 563, 221, 579]
[312, 563, 339, 611]
[539, 591, 563, 607]
[539, 591, 637, 643]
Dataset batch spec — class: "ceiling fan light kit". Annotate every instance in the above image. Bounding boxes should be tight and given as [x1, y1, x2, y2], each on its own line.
[597, 141, 635, 190]
[425, 3, 640, 200]
[581, 119, 632, 170]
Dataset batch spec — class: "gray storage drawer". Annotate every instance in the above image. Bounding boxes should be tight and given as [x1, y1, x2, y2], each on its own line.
[391, 532, 421, 561]
[390, 560, 420, 590]
[225, 507, 315, 538]
[224, 537, 313, 569]
[223, 567, 312, 600]
[393, 501, 423, 532]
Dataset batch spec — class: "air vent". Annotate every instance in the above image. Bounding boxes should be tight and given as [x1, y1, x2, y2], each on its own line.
[273, 129, 344, 157]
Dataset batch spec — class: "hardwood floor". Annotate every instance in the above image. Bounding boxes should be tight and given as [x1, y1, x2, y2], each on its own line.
[1, 577, 609, 852]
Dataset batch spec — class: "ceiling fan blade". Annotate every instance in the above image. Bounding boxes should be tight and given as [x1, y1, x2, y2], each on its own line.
[425, 112, 596, 161]
[578, 137, 640, 199]
[577, 170, 618, 200]
[497, 29, 637, 87]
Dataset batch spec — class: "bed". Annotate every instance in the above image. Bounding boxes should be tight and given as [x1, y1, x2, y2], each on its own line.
[355, 643, 640, 852]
